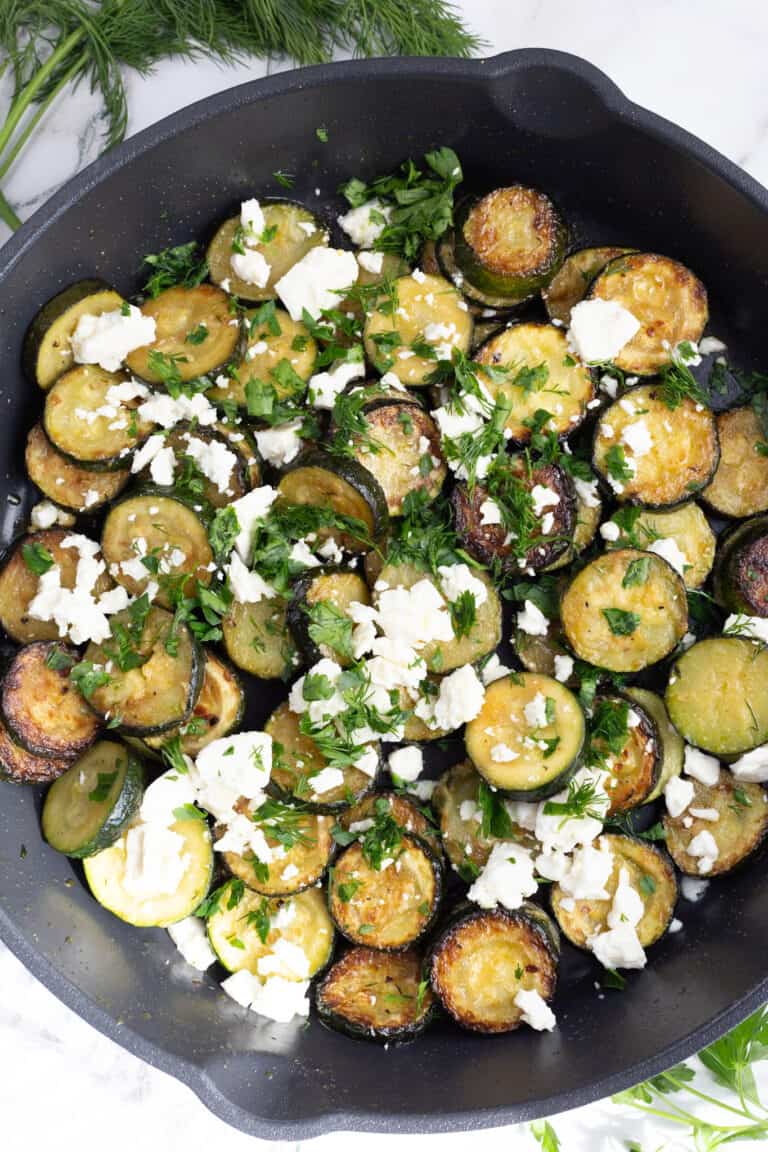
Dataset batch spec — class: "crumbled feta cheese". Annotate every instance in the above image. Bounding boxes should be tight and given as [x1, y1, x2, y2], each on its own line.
[190, 731, 272, 823]
[514, 988, 556, 1032]
[535, 768, 610, 854]
[479, 498, 503, 525]
[730, 744, 768, 782]
[254, 419, 303, 467]
[684, 745, 720, 787]
[337, 199, 390, 247]
[276, 247, 358, 321]
[517, 600, 549, 637]
[437, 563, 488, 608]
[699, 336, 727, 356]
[481, 653, 512, 685]
[388, 745, 423, 783]
[573, 477, 601, 509]
[600, 373, 619, 398]
[524, 692, 549, 729]
[226, 551, 276, 604]
[553, 654, 574, 683]
[687, 829, 719, 874]
[428, 664, 485, 731]
[358, 250, 384, 274]
[139, 768, 198, 825]
[27, 536, 130, 645]
[289, 539, 321, 569]
[567, 299, 641, 363]
[230, 486, 279, 562]
[257, 938, 310, 980]
[308, 357, 366, 409]
[558, 842, 614, 901]
[724, 614, 768, 643]
[590, 921, 647, 970]
[621, 419, 653, 458]
[123, 824, 187, 898]
[665, 775, 695, 818]
[648, 536, 688, 577]
[530, 485, 560, 518]
[182, 435, 237, 494]
[374, 579, 453, 650]
[231, 248, 271, 288]
[149, 445, 175, 487]
[308, 766, 345, 795]
[680, 875, 709, 902]
[137, 390, 217, 429]
[689, 807, 720, 822]
[240, 198, 266, 235]
[30, 500, 75, 529]
[168, 916, 217, 971]
[71, 305, 156, 372]
[431, 403, 484, 441]
[131, 433, 165, 473]
[490, 743, 518, 763]
[599, 520, 621, 542]
[468, 842, 538, 911]
[221, 970, 310, 1022]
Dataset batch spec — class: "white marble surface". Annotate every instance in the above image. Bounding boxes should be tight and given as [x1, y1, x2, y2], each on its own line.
[2, 1, 768, 1148]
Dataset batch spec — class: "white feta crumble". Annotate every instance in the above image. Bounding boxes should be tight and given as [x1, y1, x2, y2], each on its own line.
[553, 654, 574, 683]
[137, 390, 217, 429]
[573, 477, 601, 509]
[599, 520, 621, 542]
[689, 807, 720, 822]
[523, 692, 549, 730]
[357, 250, 384, 274]
[535, 768, 610, 854]
[513, 988, 556, 1032]
[308, 357, 366, 409]
[699, 336, 727, 356]
[308, 767, 346, 795]
[240, 197, 266, 236]
[374, 578, 453, 650]
[226, 552, 276, 604]
[231, 248, 271, 288]
[479, 498, 503, 525]
[730, 745, 768, 783]
[425, 663, 485, 731]
[149, 445, 175, 487]
[437, 563, 487, 608]
[687, 829, 719, 874]
[481, 653, 512, 685]
[517, 599, 549, 637]
[684, 745, 720, 786]
[182, 435, 237, 494]
[530, 485, 560, 517]
[557, 842, 614, 901]
[167, 916, 217, 971]
[289, 539, 321, 569]
[490, 743, 519, 763]
[567, 298, 641, 364]
[621, 419, 653, 458]
[123, 824, 188, 898]
[337, 199, 390, 247]
[254, 420, 303, 467]
[230, 486, 279, 562]
[71, 305, 156, 372]
[723, 613, 768, 644]
[257, 938, 310, 980]
[467, 842, 538, 911]
[276, 247, 358, 321]
[665, 775, 695, 818]
[680, 875, 709, 902]
[588, 867, 647, 970]
[189, 732, 272, 823]
[388, 745, 423, 783]
[30, 500, 75, 529]
[648, 536, 688, 577]
[221, 970, 310, 1023]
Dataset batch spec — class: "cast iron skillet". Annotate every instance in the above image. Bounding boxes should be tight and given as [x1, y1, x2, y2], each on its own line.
[0, 48, 767, 1140]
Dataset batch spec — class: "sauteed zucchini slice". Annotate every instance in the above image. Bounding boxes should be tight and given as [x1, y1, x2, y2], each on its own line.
[207, 202, 327, 302]
[125, 284, 239, 382]
[625, 687, 683, 803]
[713, 514, 768, 616]
[703, 407, 768, 518]
[42, 740, 144, 857]
[278, 450, 389, 547]
[0, 713, 72, 784]
[23, 279, 124, 390]
[514, 618, 573, 680]
[316, 947, 436, 1042]
[133, 424, 249, 509]
[588, 252, 708, 375]
[338, 791, 442, 860]
[542, 246, 635, 324]
[433, 758, 537, 875]
[561, 548, 688, 672]
[543, 469, 603, 572]
[587, 694, 660, 814]
[219, 805, 334, 897]
[328, 832, 442, 949]
[429, 902, 558, 1034]
[207, 305, 316, 409]
[666, 637, 768, 756]
[346, 396, 446, 516]
[143, 653, 244, 757]
[465, 672, 585, 799]
[287, 565, 370, 667]
[663, 774, 768, 876]
[25, 423, 130, 513]
[44, 366, 154, 469]
[206, 882, 334, 976]
[3, 641, 101, 757]
[604, 501, 716, 589]
[222, 598, 297, 680]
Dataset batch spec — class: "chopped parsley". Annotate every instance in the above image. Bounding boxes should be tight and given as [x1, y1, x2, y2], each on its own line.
[602, 608, 641, 636]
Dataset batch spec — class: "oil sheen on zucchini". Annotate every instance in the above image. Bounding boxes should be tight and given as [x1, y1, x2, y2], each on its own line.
[663, 773, 768, 876]
[23, 279, 124, 390]
[316, 947, 436, 1042]
[287, 565, 370, 667]
[713, 515, 768, 616]
[703, 407, 768, 517]
[328, 832, 442, 949]
[625, 687, 683, 803]
[665, 637, 768, 756]
[207, 202, 327, 302]
[347, 397, 446, 516]
[542, 246, 635, 324]
[429, 902, 558, 1033]
[588, 694, 660, 814]
[560, 548, 688, 672]
[592, 384, 718, 507]
[339, 791, 442, 860]
[125, 284, 239, 382]
[133, 424, 250, 509]
[222, 598, 297, 680]
[25, 423, 130, 513]
[206, 882, 334, 976]
[465, 672, 585, 799]
[551, 833, 676, 948]
[83, 605, 202, 736]
[42, 740, 144, 857]
[2, 641, 101, 757]
[588, 253, 708, 375]
[144, 652, 244, 757]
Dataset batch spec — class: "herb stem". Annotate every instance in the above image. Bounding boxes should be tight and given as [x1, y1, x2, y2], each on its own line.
[665, 1073, 760, 1123]
[0, 188, 20, 231]
[0, 29, 84, 162]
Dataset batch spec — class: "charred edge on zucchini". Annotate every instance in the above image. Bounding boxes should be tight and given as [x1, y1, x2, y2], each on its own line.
[663, 774, 768, 876]
[2, 641, 101, 757]
[713, 514, 768, 616]
[25, 423, 130, 513]
[542, 247, 636, 325]
[278, 450, 389, 547]
[316, 947, 435, 1042]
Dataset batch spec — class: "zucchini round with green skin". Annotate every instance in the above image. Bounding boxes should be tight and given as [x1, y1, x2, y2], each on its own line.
[125, 284, 239, 382]
[592, 384, 719, 507]
[465, 672, 585, 799]
[542, 470, 603, 572]
[451, 459, 576, 574]
[0, 713, 72, 784]
[206, 882, 334, 976]
[663, 774, 768, 876]
[433, 758, 537, 875]
[665, 637, 768, 756]
[453, 187, 567, 303]
[373, 561, 502, 673]
[713, 515, 768, 616]
[25, 423, 130, 513]
[207, 202, 327, 302]
[363, 272, 473, 387]
[133, 424, 249, 509]
[560, 548, 688, 673]
[316, 947, 436, 1042]
[703, 407, 768, 518]
[348, 398, 446, 516]
[3, 641, 101, 757]
[287, 566, 371, 667]
[222, 598, 297, 680]
[0, 529, 113, 645]
[43, 366, 154, 470]
[436, 230, 517, 311]
[23, 279, 124, 391]
[429, 902, 558, 1034]
[550, 833, 677, 949]
[542, 246, 635, 325]
[588, 694, 660, 815]
[83, 605, 203, 736]
[328, 832, 442, 950]
[83, 814, 213, 927]
[207, 306, 317, 409]
[514, 618, 573, 680]
[278, 450, 389, 549]
[144, 652, 244, 757]
[625, 687, 683, 803]
[101, 491, 213, 606]
[473, 323, 595, 443]
[606, 501, 716, 589]
[41, 740, 144, 857]
[265, 701, 377, 812]
[219, 806, 334, 897]
[588, 253, 708, 375]
[339, 791, 442, 860]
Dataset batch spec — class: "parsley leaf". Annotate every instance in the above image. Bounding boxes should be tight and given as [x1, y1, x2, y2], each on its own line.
[142, 242, 208, 297]
[603, 608, 641, 636]
[22, 541, 54, 574]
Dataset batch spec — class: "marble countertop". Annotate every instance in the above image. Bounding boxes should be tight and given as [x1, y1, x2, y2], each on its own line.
[2, 2, 768, 1148]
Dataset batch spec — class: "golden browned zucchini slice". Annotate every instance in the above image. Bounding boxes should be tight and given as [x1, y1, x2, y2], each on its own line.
[328, 832, 442, 949]
[454, 187, 567, 302]
[587, 694, 660, 814]
[348, 398, 446, 516]
[625, 687, 684, 803]
[592, 384, 718, 507]
[207, 202, 327, 302]
[222, 598, 297, 680]
[43, 366, 154, 469]
[451, 459, 576, 574]
[465, 671, 585, 799]
[316, 947, 435, 1042]
[23, 280, 124, 390]
[339, 790, 442, 860]
[278, 450, 389, 548]
[429, 903, 558, 1033]
[220, 803, 334, 897]
[0, 529, 112, 645]
[605, 501, 716, 589]
[473, 322, 595, 442]
[663, 774, 768, 876]
[589, 252, 708, 375]
[363, 273, 472, 386]
[125, 284, 238, 382]
[206, 883, 334, 976]
[144, 652, 244, 757]
[206, 305, 317, 409]
[703, 406, 768, 517]
[561, 548, 688, 672]
[2, 641, 101, 757]
[0, 713, 72, 784]
[265, 701, 377, 813]
[287, 565, 370, 667]
[542, 246, 635, 324]
[25, 424, 130, 513]
[132, 424, 249, 509]
[665, 637, 768, 756]
[551, 833, 676, 948]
